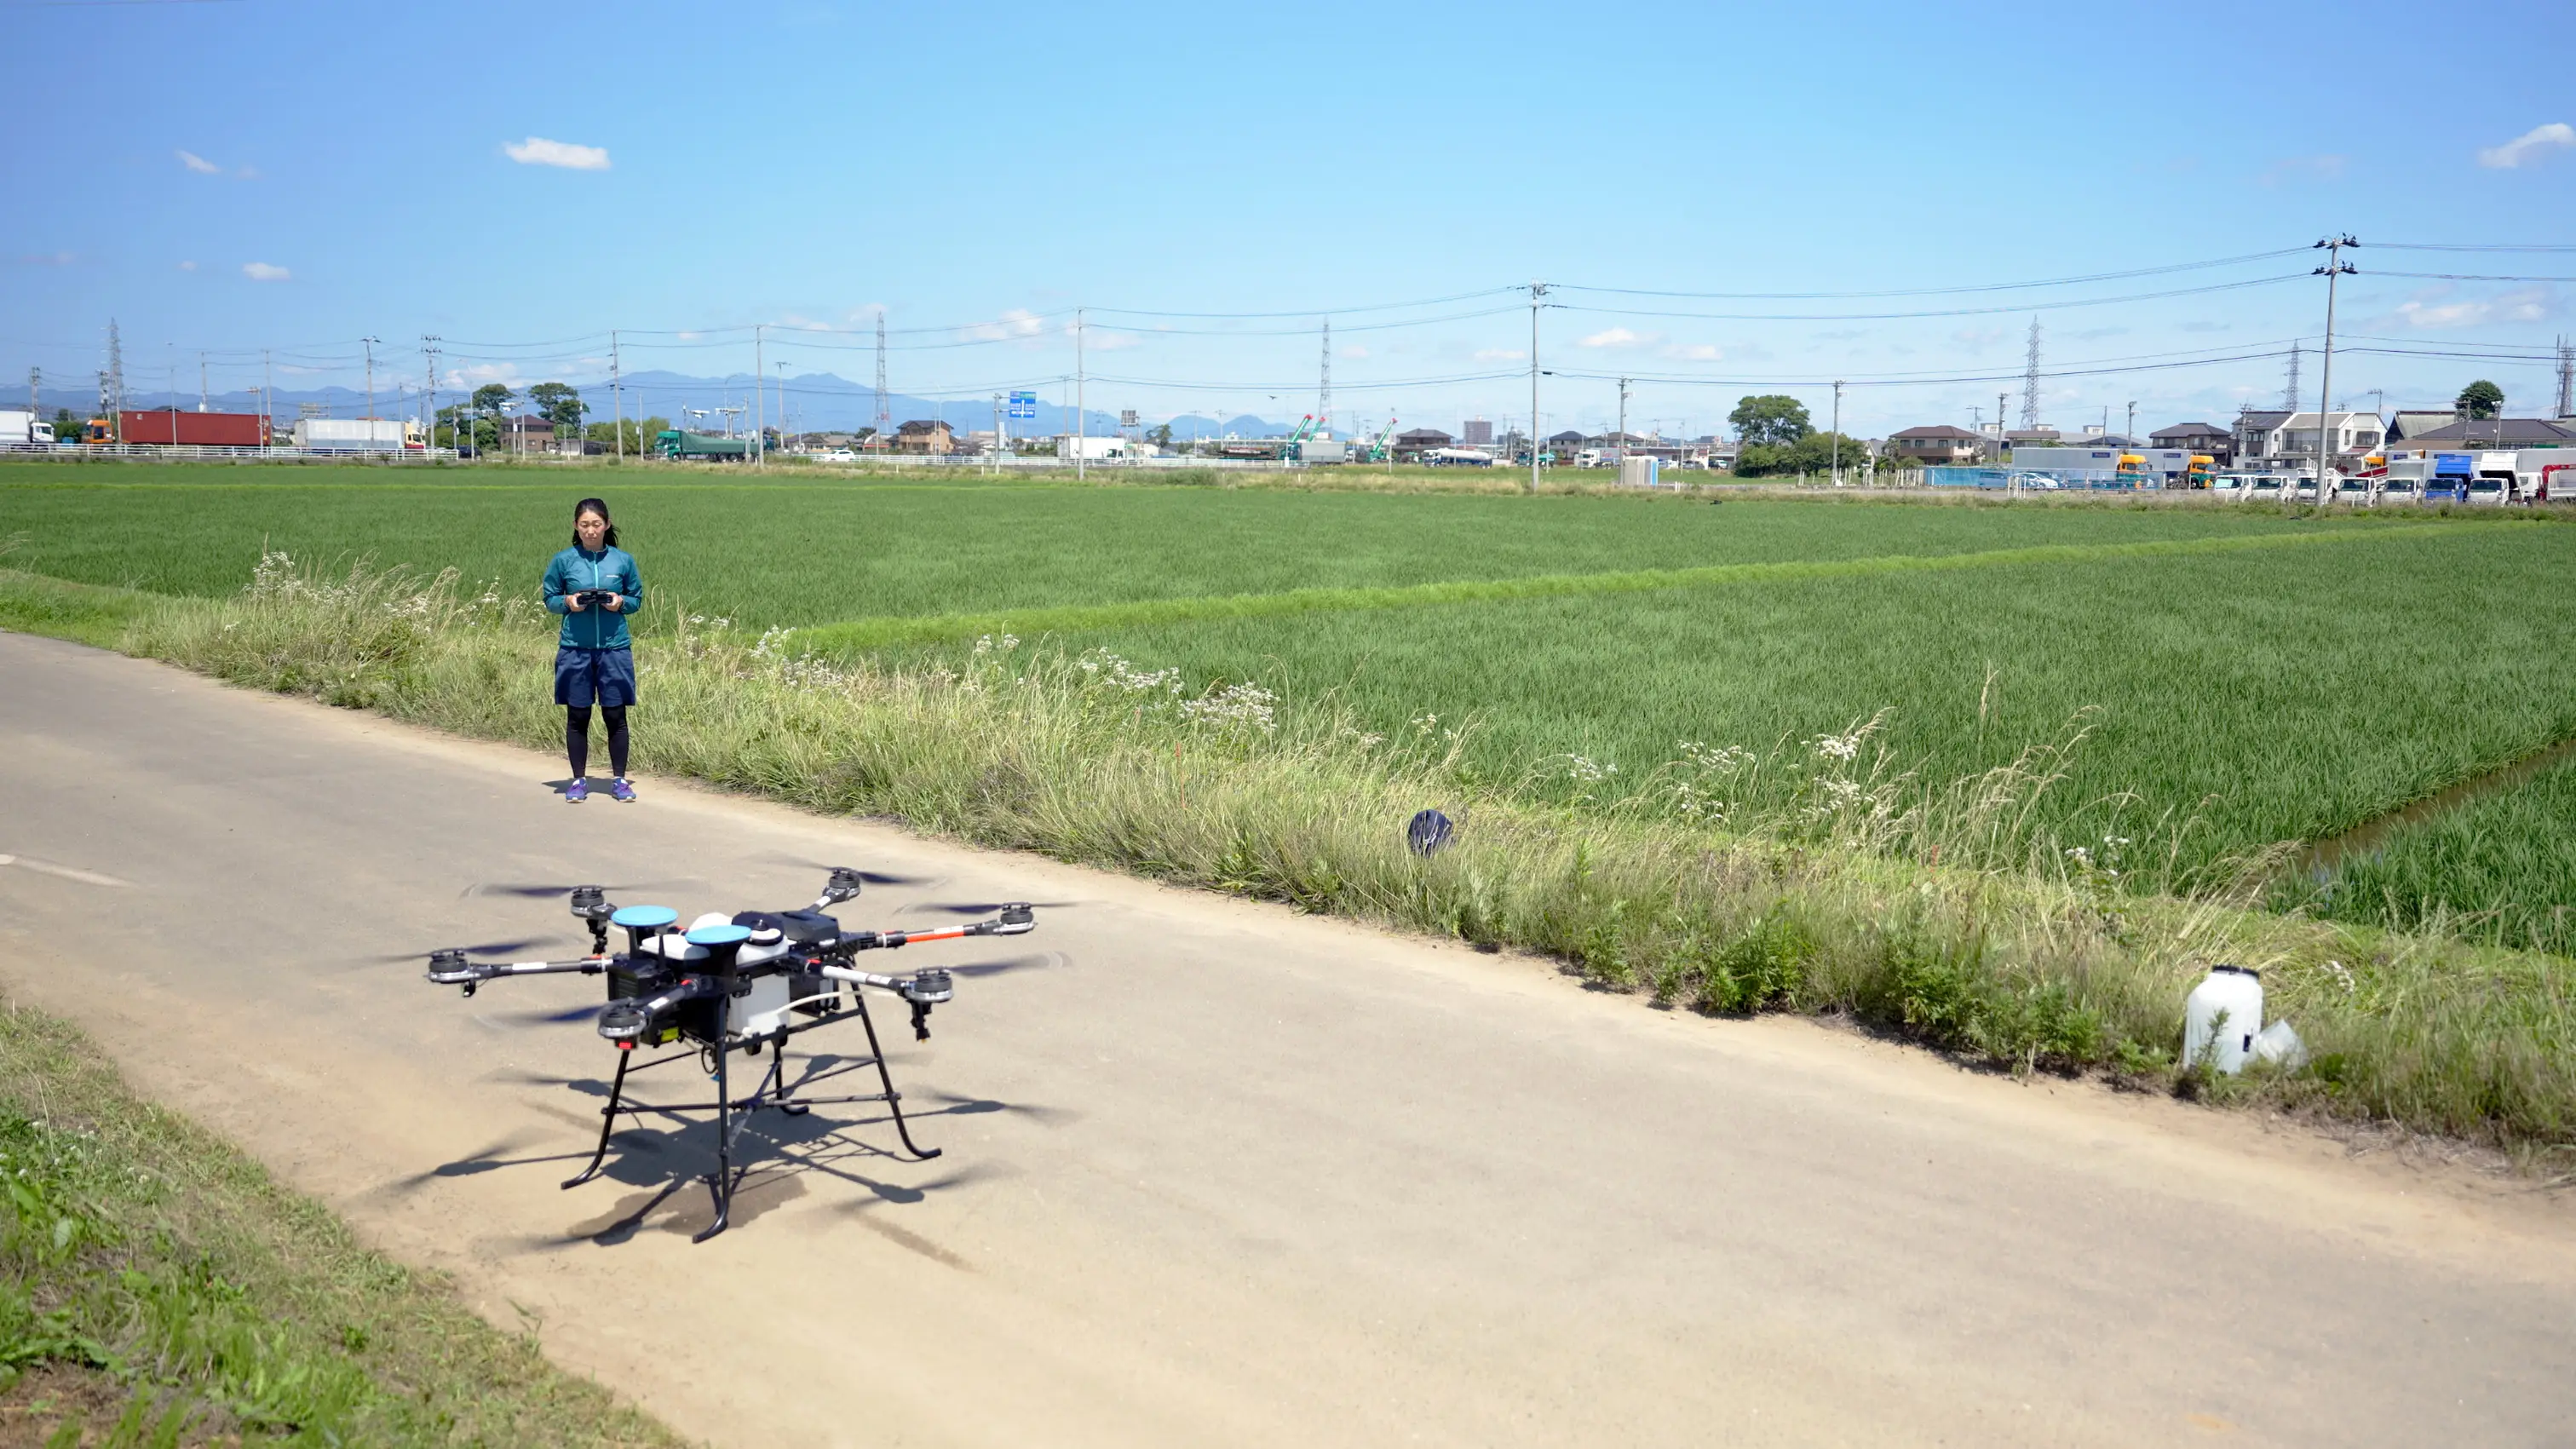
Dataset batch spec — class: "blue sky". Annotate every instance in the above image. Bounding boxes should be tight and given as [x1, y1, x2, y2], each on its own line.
[7, 0, 2573, 438]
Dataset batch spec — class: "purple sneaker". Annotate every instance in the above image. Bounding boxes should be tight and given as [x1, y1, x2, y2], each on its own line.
[565, 779, 589, 803]
[611, 778, 637, 803]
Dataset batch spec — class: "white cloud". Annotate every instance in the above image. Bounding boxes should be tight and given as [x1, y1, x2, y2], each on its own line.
[447, 363, 527, 388]
[2478, 123, 2574, 169]
[1578, 326, 1653, 348]
[1664, 343, 1722, 361]
[968, 308, 1048, 342]
[176, 260, 197, 272]
[175, 150, 221, 174]
[1473, 348, 1526, 362]
[241, 262, 290, 282]
[1951, 327, 2008, 347]
[503, 136, 611, 170]
[1340, 344, 1370, 359]
[2393, 285, 2554, 329]
[1088, 330, 1144, 352]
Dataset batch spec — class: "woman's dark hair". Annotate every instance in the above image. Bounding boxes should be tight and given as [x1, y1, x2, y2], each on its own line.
[571, 497, 618, 549]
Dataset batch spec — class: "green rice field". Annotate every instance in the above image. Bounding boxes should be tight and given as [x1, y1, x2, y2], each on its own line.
[8, 459, 2576, 943]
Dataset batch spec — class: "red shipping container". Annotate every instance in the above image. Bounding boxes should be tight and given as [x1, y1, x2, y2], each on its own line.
[118, 411, 267, 446]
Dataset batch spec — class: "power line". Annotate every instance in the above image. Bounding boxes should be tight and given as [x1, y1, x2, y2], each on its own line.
[1555, 247, 2309, 300]
[1552, 273, 2309, 323]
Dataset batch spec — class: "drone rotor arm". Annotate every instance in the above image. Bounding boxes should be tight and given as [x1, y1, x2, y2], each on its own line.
[425, 952, 610, 987]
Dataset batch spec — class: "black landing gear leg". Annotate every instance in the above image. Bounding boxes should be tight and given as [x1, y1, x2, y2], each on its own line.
[562, 1044, 635, 1190]
[852, 990, 942, 1163]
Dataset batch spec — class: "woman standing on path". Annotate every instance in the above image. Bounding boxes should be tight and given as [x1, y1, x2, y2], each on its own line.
[543, 497, 643, 802]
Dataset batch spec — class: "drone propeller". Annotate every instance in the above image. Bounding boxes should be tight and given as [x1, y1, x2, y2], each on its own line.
[903, 900, 1086, 917]
[354, 937, 552, 967]
[464, 880, 686, 900]
[755, 852, 937, 887]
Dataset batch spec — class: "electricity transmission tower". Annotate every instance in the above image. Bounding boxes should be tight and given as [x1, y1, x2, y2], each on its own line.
[101, 319, 125, 423]
[2556, 334, 2574, 419]
[2017, 318, 2041, 429]
[2282, 342, 2303, 412]
[873, 315, 890, 438]
[1318, 320, 1331, 433]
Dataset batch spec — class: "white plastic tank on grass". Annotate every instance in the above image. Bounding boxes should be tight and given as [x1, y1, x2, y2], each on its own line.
[2182, 965, 2263, 1074]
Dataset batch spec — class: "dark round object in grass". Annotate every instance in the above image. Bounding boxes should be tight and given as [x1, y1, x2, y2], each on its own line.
[1407, 808, 1454, 857]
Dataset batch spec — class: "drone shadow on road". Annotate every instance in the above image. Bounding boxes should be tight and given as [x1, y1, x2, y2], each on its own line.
[426, 1053, 1063, 1254]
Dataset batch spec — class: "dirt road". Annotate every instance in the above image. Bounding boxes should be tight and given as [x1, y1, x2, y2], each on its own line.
[2, 630, 2569, 1446]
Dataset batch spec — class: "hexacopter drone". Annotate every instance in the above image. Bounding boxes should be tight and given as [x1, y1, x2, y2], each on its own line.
[423, 867, 1036, 1241]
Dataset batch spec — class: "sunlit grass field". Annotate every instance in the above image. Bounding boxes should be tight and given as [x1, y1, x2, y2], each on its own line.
[3, 462, 2336, 624]
[8, 459, 2575, 930]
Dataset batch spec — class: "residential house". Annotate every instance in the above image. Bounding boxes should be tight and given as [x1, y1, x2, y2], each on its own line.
[2234, 410, 2383, 469]
[1885, 424, 1986, 464]
[507, 414, 567, 454]
[2387, 411, 2462, 446]
[1393, 427, 1452, 462]
[894, 419, 957, 454]
[2150, 422, 2232, 464]
[2381, 417, 2576, 452]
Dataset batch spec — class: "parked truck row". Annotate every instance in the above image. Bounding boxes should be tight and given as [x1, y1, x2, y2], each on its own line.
[1, 409, 425, 452]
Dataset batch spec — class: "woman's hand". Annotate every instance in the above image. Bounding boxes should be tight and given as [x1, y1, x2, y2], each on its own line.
[565, 592, 587, 612]
[601, 594, 623, 612]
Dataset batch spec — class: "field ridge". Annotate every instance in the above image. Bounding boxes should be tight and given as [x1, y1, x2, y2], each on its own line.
[795, 521, 2468, 651]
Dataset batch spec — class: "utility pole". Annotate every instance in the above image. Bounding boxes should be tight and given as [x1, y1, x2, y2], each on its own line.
[609, 331, 622, 462]
[362, 336, 380, 423]
[26, 366, 37, 418]
[2313, 233, 2358, 501]
[421, 336, 440, 455]
[198, 353, 208, 412]
[1831, 380, 1845, 486]
[262, 349, 273, 448]
[1527, 280, 1549, 492]
[753, 325, 765, 469]
[1076, 307, 1086, 482]
[2125, 400, 2136, 446]
[1617, 377, 1630, 451]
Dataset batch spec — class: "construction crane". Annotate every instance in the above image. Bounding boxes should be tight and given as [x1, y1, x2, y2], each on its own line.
[1282, 414, 1319, 461]
[1366, 417, 1397, 463]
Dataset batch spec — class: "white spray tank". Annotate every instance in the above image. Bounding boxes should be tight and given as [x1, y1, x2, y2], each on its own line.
[2182, 965, 2263, 1074]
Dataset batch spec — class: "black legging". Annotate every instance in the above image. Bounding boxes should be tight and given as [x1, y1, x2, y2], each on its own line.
[566, 704, 630, 780]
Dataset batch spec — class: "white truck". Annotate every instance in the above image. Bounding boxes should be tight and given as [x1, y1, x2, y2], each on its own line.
[293, 417, 420, 452]
[0, 409, 56, 446]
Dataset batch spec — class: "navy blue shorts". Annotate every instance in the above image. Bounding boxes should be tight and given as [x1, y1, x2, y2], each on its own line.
[555, 646, 636, 708]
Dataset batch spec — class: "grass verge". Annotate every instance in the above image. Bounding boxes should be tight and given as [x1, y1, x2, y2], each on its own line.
[0, 997, 687, 1446]
[9, 557, 2566, 1154]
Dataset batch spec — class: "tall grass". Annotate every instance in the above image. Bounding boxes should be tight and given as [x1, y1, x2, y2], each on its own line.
[91, 555, 2576, 1150]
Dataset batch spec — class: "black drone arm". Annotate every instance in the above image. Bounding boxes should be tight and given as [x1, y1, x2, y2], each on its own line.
[426, 950, 608, 995]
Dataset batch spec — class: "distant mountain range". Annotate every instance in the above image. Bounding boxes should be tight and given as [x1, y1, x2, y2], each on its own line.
[15, 371, 1302, 440]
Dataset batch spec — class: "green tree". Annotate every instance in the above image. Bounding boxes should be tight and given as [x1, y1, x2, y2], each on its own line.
[1729, 394, 1811, 446]
[2457, 379, 2504, 420]
[1147, 423, 1174, 450]
[527, 382, 586, 431]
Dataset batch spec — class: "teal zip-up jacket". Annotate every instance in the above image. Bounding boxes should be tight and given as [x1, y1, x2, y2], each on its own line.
[542, 544, 642, 649]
